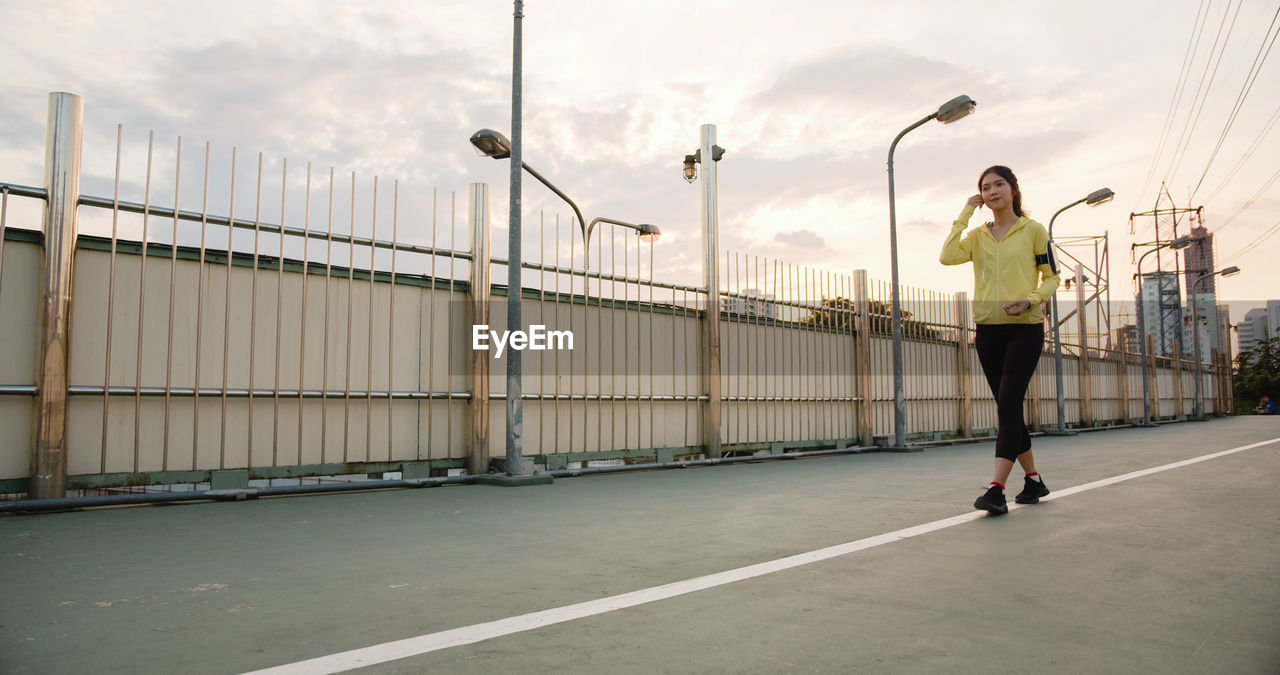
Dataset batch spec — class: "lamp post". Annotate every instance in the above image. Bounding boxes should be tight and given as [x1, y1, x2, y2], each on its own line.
[471, 127, 661, 470]
[886, 95, 975, 449]
[1135, 235, 1194, 426]
[1047, 187, 1114, 434]
[684, 126, 726, 459]
[1189, 265, 1240, 420]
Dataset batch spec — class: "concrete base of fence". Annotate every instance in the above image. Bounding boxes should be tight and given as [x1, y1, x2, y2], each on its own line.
[209, 469, 249, 490]
[475, 474, 555, 487]
[1043, 430, 1079, 437]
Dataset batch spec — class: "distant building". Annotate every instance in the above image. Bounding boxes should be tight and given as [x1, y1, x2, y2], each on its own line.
[1115, 324, 1141, 354]
[1238, 307, 1270, 356]
[721, 289, 777, 319]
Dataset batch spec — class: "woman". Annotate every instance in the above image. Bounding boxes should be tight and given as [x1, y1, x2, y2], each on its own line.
[940, 165, 1059, 514]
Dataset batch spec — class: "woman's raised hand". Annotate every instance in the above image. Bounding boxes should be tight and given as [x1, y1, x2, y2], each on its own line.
[966, 194, 984, 209]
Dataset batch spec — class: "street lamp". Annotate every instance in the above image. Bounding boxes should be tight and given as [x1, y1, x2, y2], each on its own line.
[1047, 187, 1115, 434]
[886, 94, 976, 449]
[1189, 265, 1239, 420]
[1135, 234, 1194, 426]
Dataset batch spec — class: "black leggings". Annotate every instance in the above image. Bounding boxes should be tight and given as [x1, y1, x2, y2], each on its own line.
[975, 323, 1044, 461]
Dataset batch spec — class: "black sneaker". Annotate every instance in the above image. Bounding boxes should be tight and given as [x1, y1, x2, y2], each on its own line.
[1015, 476, 1051, 504]
[974, 485, 1008, 514]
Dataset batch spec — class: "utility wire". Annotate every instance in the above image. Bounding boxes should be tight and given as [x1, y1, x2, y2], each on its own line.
[1204, 100, 1280, 204]
[1190, 4, 1280, 202]
[1161, 0, 1241, 193]
[1134, 0, 1213, 210]
[1221, 217, 1280, 263]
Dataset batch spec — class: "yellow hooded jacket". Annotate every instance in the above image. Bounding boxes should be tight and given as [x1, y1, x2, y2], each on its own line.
[939, 204, 1060, 325]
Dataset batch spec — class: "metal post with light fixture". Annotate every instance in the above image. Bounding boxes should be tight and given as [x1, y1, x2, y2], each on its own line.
[682, 125, 727, 459]
[1047, 187, 1114, 434]
[1189, 265, 1239, 419]
[886, 95, 975, 449]
[1136, 235, 1194, 426]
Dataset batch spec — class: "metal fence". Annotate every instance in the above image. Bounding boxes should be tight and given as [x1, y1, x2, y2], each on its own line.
[0, 93, 1233, 500]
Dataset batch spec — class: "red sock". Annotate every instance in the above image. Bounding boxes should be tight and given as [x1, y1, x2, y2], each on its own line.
[989, 481, 1005, 490]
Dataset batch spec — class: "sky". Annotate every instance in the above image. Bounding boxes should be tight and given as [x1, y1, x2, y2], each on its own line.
[2, 0, 1278, 339]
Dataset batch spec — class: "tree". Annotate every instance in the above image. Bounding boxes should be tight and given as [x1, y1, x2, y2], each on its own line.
[1233, 337, 1280, 413]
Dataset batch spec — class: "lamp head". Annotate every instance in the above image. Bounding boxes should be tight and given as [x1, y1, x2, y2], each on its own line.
[469, 128, 512, 159]
[682, 155, 697, 182]
[1219, 265, 1241, 277]
[638, 223, 661, 243]
[1169, 235, 1194, 250]
[1085, 188, 1115, 206]
[935, 95, 976, 124]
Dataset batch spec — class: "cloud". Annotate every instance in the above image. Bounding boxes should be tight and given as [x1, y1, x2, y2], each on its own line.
[773, 229, 827, 249]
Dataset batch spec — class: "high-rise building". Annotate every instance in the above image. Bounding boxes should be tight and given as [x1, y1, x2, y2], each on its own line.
[1180, 224, 1225, 360]
[1238, 307, 1270, 356]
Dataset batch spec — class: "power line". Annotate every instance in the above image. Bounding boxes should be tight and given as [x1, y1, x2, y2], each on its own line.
[1161, 0, 1242, 193]
[1221, 217, 1280, 263]
[1204, 99, 1280, 204]
[1189, 4, 1280, 202]
[1134, 0, 1213, 209]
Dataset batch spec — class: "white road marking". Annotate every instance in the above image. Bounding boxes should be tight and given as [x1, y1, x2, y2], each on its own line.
[245, 436, 1280, 674]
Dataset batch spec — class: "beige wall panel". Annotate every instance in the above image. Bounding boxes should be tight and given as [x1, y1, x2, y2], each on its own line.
[0, 399, 33, 480]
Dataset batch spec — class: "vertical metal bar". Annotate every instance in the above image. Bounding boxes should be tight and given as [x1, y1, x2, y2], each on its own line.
[771, 258, 779, 443]
[1171, 338, 1184, 418]
[853, 270, 873, 447]
[467, 183, 491, 475]
[248, 153, 263, 466]
[1075, 263, 1092, 426]
[956, 291, 972, 437]
[805, 266, 815, 440]
[344, 172, 355, 463]
[506, 0, 526, 474]
[699, 124, 722, 458]
[367, 177, 378, 460]
[219, 147, 236, 470]
[555, 214, 562, 456]
[273, 159, 287, 467]
[192, 143, 211, 470]
[162, 137, 182, 471]
[682, 285, 690, 450]
[733, 252, 740, 443]
[447, 191, 457, 460]
[596, 235, 604, 452]
[321, 167, 335, 463]
[822, 270, 832, 440]
[32, 92, 83, 498]
[538, 212, 546, 456]
[297, 163, 312, 466]
[423, 188, 438, 462]
[100, 125, 123, 474]
[648, 239, 655, 452]
[133, 131, 155, 473]
[749, 256, 757, 442]
[621, 231, 628, 451]
[387, 180, 398, 460]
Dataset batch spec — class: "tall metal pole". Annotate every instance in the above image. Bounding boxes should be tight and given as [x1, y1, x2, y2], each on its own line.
[700, 124, 723, 459]
[1136, 244, 1166, 427]
[468, 183, 492, 474]
[886, 113, 933, 448]
[504, 0, 525, 474]
[32, 92, 83, 499]
[1047, 201, 1081, 434]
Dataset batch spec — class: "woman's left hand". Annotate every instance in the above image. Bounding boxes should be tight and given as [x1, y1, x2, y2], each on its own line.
[1003, 299, 1032, 316]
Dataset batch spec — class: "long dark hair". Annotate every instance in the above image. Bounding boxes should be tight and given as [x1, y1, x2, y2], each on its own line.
[978, 165, 1026, 217]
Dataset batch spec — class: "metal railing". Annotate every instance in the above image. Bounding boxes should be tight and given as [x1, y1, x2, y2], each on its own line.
[0, 93, 1233, 500]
